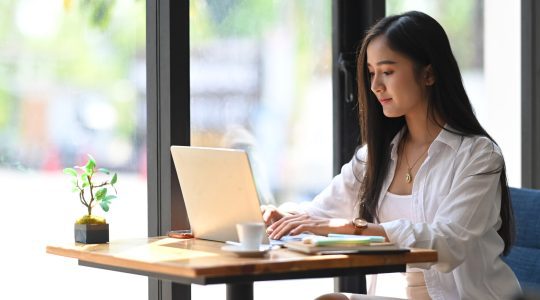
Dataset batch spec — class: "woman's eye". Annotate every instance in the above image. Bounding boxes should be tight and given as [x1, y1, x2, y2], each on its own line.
[368, 70, 392, 78]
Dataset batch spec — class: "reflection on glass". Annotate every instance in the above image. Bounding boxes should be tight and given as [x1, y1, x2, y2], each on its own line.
[190, 0, 333, 206]
[0, 1, 147, 299]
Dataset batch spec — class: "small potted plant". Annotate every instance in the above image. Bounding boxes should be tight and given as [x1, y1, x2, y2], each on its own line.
[63, 155, 118, 244]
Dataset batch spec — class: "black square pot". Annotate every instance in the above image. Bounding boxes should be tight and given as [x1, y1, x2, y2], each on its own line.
[75, 224, 109, 244]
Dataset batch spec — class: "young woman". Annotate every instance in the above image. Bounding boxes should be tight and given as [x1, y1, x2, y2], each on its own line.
[262, 11, 521, 299]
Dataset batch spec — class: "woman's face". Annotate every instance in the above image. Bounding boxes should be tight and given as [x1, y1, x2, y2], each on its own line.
[366, 36, 432, 119]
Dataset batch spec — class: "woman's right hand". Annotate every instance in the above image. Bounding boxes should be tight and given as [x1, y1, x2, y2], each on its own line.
[261, 204, 286, 225]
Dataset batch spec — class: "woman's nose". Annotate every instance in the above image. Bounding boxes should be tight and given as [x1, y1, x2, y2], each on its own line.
[370, 74, 384, 93]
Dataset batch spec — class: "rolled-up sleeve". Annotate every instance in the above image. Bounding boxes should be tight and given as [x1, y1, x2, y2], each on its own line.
[381, 138, 504, 272]
[298, 146, 367, 220]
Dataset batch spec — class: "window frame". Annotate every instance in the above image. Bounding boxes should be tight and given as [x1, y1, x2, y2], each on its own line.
[146, 0, 191, 299]
[521, 0, 540, 188]
[332, 0, 385, 294]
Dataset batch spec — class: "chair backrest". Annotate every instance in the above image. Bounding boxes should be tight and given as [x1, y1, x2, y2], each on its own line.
[503, 187, 540, 292]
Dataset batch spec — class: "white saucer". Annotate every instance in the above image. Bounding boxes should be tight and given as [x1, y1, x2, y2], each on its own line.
[221, 245, 271, 257]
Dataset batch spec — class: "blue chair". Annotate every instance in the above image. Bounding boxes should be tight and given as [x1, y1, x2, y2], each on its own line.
[503, 187, 540, 293]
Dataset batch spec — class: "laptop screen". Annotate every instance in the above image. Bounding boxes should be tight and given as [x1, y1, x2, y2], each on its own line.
[170, 146, 270, 243]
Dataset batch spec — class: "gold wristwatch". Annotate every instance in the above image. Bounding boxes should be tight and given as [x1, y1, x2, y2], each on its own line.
[352, 218, 368, 235]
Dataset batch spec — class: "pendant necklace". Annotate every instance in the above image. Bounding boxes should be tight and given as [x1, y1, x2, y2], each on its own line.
[402, 135, 429, 184]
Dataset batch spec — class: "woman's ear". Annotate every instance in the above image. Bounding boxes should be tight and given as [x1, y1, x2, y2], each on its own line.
[424, 65, 435, 86]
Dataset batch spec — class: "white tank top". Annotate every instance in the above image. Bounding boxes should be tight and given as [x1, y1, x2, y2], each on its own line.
[368, 192, 423, 298]
[379, 192, 413, 222]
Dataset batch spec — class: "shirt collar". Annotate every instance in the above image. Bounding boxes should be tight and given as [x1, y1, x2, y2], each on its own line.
[389, 124, 461, 160]
[389, 128, 406, 161]
[433, 124, 462, 152]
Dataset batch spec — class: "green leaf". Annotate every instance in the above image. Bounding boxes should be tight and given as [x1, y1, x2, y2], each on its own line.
[98, 168, 110, 175]
[71, 186, 80, 193]
[81, 173, 89, 185]
[111, 173, 118, 185]
[103, 195, 116, 201]
[63, 168, 77, 177]
[85, 155, 96, 174]
[100, 201, 110, 212]
[81, 174, 90, 184]
[95, 188, 107, 200]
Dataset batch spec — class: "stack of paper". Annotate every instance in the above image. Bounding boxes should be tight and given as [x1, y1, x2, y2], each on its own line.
[285, 234, 409, 255]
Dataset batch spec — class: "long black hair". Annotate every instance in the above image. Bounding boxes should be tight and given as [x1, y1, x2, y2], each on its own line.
[356, 11, 515, 255]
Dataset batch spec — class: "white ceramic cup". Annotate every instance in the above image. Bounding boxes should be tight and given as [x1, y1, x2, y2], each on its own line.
[236, 222, 265, 250]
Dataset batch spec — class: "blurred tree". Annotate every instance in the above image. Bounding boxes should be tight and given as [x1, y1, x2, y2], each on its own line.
[80, 0, 116, 30]
[191, 0, 279, 40]
[386, 0, 484, 71]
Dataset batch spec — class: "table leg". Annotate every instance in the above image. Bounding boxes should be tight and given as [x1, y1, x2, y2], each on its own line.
[226, 282, 253, 300]
[171, 282, 191, 299]
[335, 275, 367, 294]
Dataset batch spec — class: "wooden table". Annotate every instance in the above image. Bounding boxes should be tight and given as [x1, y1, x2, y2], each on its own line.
[46, 237, 437, 300]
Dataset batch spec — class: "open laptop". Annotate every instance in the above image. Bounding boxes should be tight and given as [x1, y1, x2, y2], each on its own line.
[170, 145, 275, 244]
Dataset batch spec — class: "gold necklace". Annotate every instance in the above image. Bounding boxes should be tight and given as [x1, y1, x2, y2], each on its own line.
[402, 135, 429, 184]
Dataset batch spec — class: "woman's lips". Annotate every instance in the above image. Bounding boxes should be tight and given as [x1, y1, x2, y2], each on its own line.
[379, 98, 392, 104]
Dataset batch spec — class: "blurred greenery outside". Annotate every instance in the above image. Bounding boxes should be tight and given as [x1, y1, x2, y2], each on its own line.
[189, 0, 332, 137]
[0, 0, 481, 172]
[189, 0, 334, 204]
[0, 0, 145, 171]
[387, 0, 483, 70]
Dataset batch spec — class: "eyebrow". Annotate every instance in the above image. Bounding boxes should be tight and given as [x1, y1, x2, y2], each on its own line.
[367, 60, 397, 67]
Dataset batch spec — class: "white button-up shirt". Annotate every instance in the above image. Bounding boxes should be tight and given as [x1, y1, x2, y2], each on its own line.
[299, 127, 521, 300]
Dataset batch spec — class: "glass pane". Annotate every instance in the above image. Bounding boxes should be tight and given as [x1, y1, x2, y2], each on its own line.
[385, 0, 521, 186]
[190, 0, 333, 205]
[190, 0, 334, 298]
[0, 0, 147, 299]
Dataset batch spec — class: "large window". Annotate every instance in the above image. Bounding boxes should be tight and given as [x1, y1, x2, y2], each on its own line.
[0, 1, 147, 299]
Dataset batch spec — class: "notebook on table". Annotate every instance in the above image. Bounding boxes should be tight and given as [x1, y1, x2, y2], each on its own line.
[284, 234, 410, 255]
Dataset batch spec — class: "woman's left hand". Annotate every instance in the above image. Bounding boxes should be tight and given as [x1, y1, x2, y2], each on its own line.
[266, 213, 353, 240]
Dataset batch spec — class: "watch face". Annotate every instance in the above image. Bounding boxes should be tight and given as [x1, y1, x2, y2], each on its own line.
[354, 218, 368, 228]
